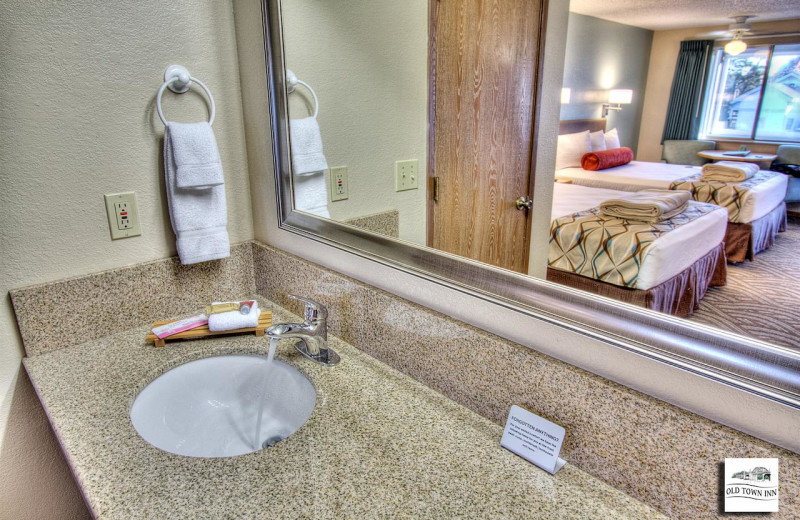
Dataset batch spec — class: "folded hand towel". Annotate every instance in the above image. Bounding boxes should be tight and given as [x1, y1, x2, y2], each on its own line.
[208, 301, 260, 332]
[293, 171, 330, 218]
[581, 147, 634, 171]
[599, 189, 691, 223]
[701, 161, 758, 182]
[168, 122, 224, 189]
[289, 117, 328, 175]
[164, 123, 230, 264]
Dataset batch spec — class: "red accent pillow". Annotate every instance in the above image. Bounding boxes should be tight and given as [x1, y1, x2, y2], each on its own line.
[581, 147, 634, 170]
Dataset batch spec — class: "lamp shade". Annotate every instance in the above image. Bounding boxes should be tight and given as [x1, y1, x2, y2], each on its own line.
[724, 38, 747, 56]
[561, 88, 571, 104]
[608, 89, 633, 104]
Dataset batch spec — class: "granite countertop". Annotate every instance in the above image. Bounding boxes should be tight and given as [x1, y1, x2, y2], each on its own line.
[24, 298, 665, 519]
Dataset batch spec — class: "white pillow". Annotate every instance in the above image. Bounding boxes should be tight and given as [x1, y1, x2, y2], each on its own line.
[556, 130, 591, 170]
[589, 130, 607, 152]
[605, 128, 621, 149]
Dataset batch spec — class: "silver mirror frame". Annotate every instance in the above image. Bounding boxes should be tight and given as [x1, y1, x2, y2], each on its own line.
[260, 0, 800, 408]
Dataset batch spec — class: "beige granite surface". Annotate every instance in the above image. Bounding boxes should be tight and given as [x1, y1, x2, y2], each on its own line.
[11, 242, 255, 356]
[23, 300, 664, 520]
[342, 209, 399, 238]
[252, 241, 800, 520]
[12, 240, 799, 518]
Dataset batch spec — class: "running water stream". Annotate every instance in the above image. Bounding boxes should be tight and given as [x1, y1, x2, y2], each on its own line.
[253, 337, 279, 450]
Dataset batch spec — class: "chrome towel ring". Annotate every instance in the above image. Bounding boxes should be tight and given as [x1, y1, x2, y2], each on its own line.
[156, 65, 215, 126]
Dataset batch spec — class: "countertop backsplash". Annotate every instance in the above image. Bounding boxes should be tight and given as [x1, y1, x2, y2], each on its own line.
[10, 242, 255, 356]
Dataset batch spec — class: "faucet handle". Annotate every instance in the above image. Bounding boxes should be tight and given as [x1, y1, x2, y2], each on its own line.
[288, 295, 328, 323]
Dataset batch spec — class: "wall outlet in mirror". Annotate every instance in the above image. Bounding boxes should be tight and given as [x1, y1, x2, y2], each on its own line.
[330, 166, 348, 201]
[395, 159, 419, 192]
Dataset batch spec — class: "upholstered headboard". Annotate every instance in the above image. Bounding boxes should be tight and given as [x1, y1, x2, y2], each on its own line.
[559, 119, 606, 135]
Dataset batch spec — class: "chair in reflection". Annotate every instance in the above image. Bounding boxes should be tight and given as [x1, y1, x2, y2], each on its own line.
[661, 140, 717, 166]
[771, 145, 800, 205]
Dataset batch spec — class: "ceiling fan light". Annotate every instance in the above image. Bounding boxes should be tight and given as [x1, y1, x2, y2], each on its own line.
[725, 37, 747, 56]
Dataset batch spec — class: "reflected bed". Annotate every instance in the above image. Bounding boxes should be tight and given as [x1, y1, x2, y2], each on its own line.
[547, 183, 728, 317]
[557, 120, 789, 262]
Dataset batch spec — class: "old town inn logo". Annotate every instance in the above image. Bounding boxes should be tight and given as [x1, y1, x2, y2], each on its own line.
[724, 458, 779, 513]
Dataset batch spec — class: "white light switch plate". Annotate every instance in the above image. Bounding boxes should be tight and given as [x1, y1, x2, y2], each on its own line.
[395, 159, 419, 191]
[104, 192, 141, 240]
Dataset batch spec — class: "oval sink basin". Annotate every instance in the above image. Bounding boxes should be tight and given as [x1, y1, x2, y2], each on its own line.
[130, 354, 316, 458]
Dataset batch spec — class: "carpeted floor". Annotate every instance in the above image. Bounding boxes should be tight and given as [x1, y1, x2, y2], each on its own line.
[688, 217, 800, 349]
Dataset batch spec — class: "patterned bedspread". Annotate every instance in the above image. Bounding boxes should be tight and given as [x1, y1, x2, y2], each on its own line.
[549, 203, 718, 288]
[668, 170, 781, 223]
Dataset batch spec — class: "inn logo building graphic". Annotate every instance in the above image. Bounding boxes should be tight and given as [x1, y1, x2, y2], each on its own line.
[724, 458, 779, 513]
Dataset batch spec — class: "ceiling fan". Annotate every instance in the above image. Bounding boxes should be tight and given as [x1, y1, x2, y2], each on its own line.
[723, 15, 753, 55]
[693, 14, 793, 56]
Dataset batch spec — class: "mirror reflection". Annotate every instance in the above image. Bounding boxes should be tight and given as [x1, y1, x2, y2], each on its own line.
[281, 0, 800, 349]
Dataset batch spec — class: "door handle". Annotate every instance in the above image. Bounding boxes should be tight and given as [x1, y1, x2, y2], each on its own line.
[515, 196, 532, 211]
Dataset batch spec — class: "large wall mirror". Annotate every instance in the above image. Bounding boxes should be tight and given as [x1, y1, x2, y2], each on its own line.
[263, 0, 800, 409]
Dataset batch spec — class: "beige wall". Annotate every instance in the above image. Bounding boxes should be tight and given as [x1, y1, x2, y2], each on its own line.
[0, 1, 253, 517]
[282, 0, 429, 244]
[637, 19, 800, 162]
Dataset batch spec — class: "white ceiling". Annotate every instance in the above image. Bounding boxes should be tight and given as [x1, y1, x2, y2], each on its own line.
[569, 0, 800, 31]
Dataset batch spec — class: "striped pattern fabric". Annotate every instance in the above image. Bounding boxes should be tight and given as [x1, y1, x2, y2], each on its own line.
[549, 202, 717, 288]
[669, 170, 782, 223]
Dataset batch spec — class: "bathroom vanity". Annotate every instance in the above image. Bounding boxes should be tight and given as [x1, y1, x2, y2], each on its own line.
[23, 299, 663, 519]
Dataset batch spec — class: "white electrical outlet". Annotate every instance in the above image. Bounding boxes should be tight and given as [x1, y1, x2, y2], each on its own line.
[395, 159, 419, 191]
[330, 166, 348, 201]
[104, 192, 142, 240]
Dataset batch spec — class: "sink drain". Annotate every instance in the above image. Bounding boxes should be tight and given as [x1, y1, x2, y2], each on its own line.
[262, 435, 285, 449]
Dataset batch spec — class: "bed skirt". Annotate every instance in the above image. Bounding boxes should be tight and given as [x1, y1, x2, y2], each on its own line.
[725, 202, 787, 263]
[546, 243, 727, 318]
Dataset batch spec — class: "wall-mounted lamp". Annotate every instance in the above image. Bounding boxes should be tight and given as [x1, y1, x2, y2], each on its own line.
[602, 89, 633, 117]
[561, 88, 571, 104]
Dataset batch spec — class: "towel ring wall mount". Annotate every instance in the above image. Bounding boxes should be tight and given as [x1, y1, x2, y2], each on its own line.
[156, 65, 215, 126]
[285, 69, 319, 119]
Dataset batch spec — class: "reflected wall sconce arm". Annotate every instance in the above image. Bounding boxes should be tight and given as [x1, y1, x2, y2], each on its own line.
[602, 89, 633, 117]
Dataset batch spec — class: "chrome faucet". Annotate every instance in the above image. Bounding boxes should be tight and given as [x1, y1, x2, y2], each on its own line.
[266, 295, 340, 366]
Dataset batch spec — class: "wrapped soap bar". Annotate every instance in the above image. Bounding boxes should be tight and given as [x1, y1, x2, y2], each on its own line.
[205, 300, 257, 316]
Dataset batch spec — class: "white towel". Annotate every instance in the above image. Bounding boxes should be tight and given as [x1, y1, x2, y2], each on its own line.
[599, 189, 691, 223]
[167, 122, 225, 189]
[208, 301, 260, 332]
[293, 171, 330, 218]
[289, 117, 328, 175]
[701, 161, 759, 182]
[164, 122, 230, 264]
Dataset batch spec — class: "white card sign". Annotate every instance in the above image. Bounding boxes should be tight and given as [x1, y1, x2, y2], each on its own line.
[501, 405, 566, 474]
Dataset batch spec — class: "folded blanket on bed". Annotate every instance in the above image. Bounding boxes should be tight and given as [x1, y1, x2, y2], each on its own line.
[599, 190, 690, 223]
[701, 161, 758, 182]
[669, 170, 783, 222]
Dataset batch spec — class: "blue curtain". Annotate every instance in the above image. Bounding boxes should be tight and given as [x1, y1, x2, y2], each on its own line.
[661, 40, 713, 142]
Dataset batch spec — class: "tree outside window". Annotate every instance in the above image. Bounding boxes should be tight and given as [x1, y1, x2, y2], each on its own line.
[700, 43, 800, 143]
